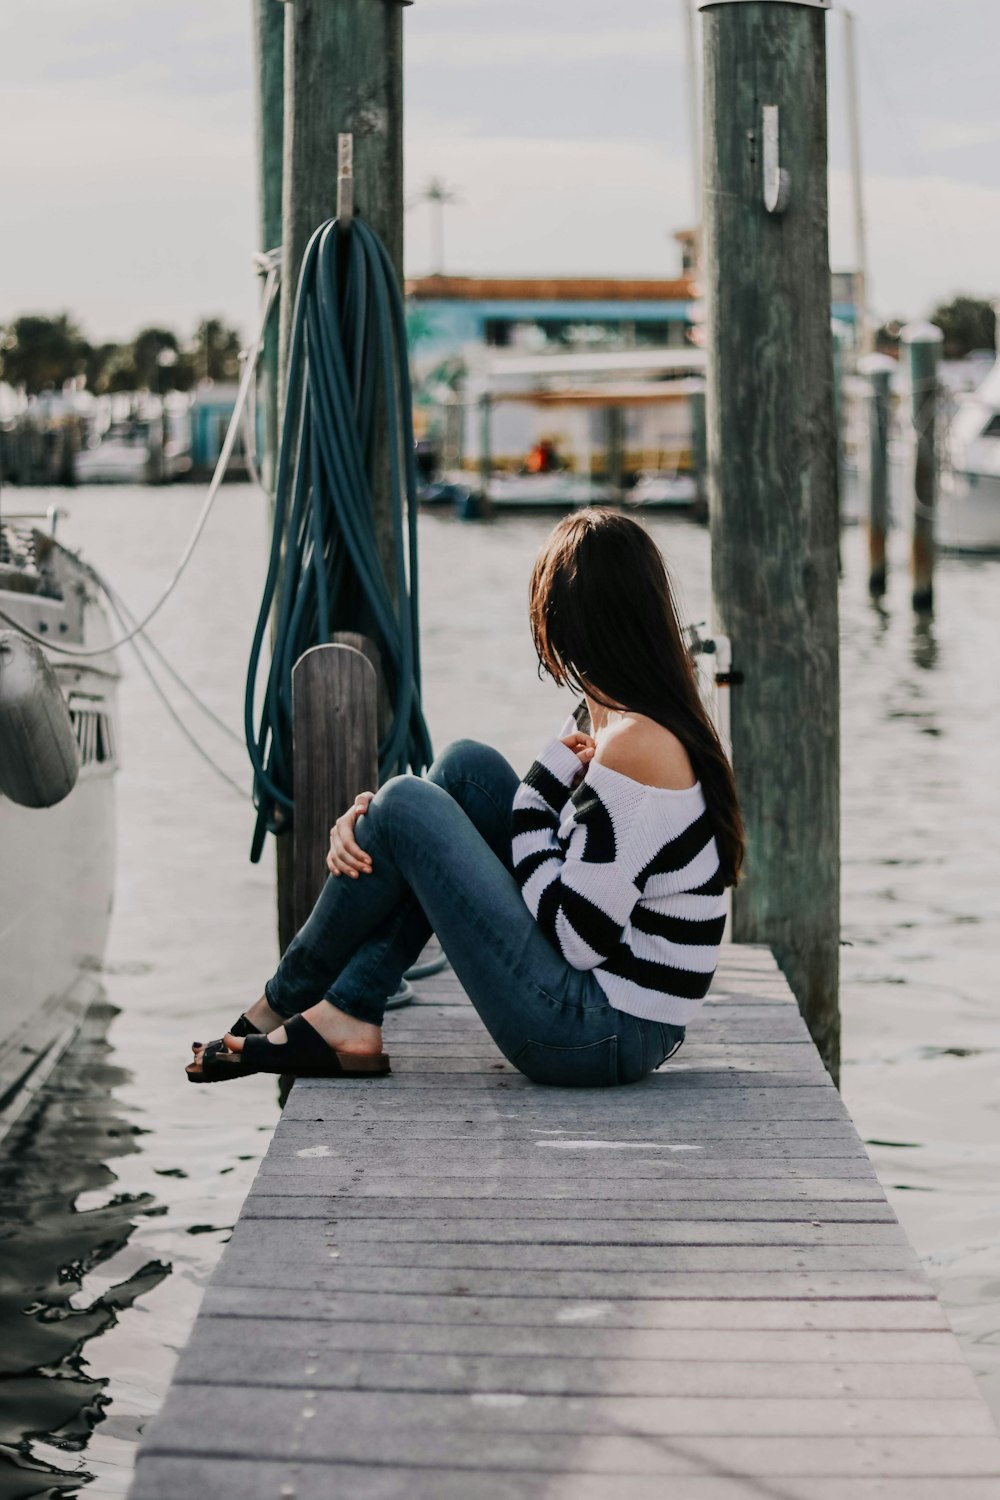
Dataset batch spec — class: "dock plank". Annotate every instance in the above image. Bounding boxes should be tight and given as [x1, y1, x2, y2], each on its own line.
[128, 1461, 1000, 1500]
[129, 945, 999, 1499]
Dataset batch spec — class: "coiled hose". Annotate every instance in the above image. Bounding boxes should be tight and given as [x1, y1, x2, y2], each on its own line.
[246, 215, 434, 863]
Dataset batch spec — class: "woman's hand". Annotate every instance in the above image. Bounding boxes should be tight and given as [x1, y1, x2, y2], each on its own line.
[327, 791, 375, 878]
[560, 730, 596, 764]
[560, 731, 596, 787]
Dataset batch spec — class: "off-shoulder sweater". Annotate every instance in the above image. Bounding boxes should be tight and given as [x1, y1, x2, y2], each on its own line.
[510, 716, 726, 1025]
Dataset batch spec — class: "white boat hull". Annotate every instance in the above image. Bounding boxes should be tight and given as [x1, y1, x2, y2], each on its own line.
[485, 473, 614, 508]
[0, 533, 119, 1121]
[624, 474, 699, 509]
[75, 442, 151, 484]
[0, 769, 116, 1109]
[842, 460, 1000, 553]
[939, 472, 1000, 553]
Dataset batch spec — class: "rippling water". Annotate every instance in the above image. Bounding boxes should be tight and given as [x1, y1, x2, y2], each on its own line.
[0, 485, 996, 1495]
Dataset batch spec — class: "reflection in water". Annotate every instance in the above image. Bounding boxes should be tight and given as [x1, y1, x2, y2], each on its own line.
[912, 610, 939, 670]
[867, 594, 891, 635]
[0, 1001, 168, 1499]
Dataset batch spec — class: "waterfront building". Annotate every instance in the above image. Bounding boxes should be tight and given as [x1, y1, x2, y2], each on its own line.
[189, 382, 263, 481]
[405, 272, 700, 368]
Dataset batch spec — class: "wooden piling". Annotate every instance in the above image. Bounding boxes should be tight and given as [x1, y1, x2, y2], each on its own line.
[279, 0, 408, 588]
[252, 0, 284, 493]
[901, 322, 943, 615]
[700, 0, 841, 1080]
[689, 381, 708, 522]
[832, 321, 849, 528]
[275, 0, 410, 950]
[858, 352, 897, 598]
[606, 406, 626, 501]
[292, 641, 378, 933]
[478, 393, 493, 510]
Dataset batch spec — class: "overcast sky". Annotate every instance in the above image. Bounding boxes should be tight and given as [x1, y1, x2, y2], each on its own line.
[2, 0, 997, 342]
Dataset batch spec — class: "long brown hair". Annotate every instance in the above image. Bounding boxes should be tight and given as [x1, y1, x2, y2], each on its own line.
[529, 508, 744, 886]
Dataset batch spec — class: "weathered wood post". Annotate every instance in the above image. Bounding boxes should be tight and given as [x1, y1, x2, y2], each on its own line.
[689, 380, 708, 522]
[275, 0, 410, 950]
[292, 643, 378, 931]
[279, 0, 408, 506]
[901, 321, 943, 614]
[478, 392, 493, 511]
[832, 321, 849, 527]
[606, 406, 626, 501]
[252, 0, 284, 495]
[701, 0, 841, 1079]
[858, 352, 897, 598]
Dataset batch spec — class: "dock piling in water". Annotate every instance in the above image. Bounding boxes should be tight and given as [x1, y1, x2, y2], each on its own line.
[689, 380, 708, 523]
[700, 0, 841, 1080]
[859, 352, 897, 599]
[902, 321, 943, 615]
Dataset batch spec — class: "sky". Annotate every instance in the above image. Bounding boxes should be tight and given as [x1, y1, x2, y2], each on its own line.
[1, 0, 998, 343]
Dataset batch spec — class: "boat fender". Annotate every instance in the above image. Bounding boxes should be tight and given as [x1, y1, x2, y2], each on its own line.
[0, 631, 79, 808]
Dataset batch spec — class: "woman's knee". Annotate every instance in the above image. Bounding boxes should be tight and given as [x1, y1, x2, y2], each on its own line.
[373, 772, 433, 813]
[427, 738, 507, 789]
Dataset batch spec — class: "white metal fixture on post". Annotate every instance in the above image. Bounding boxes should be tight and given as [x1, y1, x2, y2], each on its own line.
[697, 0, 829, 7]
[337, 133, 354, 224]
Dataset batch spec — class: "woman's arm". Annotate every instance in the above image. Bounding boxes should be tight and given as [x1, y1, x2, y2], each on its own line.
[510, 722, 640, 970]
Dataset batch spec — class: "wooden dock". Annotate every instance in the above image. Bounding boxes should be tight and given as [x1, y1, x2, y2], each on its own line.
[130, 944, 1000, 1498]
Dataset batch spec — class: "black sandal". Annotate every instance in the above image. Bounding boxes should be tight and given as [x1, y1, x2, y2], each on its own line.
[186, 1013, 390, 1084]
[186, 1013, 261, 1082]
[192, 1013, 261, 1050]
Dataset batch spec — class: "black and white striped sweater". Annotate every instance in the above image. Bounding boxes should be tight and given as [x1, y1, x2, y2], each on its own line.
[511, 715, 726, 1025]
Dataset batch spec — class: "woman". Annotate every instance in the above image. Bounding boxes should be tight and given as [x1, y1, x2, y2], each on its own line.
[187, 509, 743, 1089]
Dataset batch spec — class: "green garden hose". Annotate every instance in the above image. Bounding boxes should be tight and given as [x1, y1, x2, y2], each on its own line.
[246, 215, 433, 863]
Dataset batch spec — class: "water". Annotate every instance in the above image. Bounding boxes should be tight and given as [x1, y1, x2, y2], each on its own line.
[0, 485, 997, 1495]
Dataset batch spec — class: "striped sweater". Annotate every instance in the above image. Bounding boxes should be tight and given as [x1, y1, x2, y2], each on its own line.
[511, 715, 726, 1025]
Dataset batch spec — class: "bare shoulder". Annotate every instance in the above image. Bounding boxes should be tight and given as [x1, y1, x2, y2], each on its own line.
[593, 716, 697, 791]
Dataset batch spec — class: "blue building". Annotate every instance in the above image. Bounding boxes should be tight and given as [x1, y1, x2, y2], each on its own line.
[407, 255, 858, 369]
[405, 274, 701, 366]
[189, 382, 264, 479]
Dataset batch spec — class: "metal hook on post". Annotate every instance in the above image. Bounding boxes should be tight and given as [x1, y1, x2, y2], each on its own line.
[697, 0, 832, 217]
[762, 105, 790, 214]
[337, 132, 354, 225]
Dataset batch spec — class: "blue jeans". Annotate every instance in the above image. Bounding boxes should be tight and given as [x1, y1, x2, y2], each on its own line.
[266, 740, 685, 1087]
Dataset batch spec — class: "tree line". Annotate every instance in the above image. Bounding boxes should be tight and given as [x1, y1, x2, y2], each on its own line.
[0, 313, 245, 397]
[1, 296, 994, 400]
[877, 296, 995, 360]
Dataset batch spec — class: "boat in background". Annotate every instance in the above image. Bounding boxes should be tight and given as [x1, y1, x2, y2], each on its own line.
[76, 417, 158, 484]
[0, 512, 119, 1135]
[75, 395, 191, 485]
[841, 356, 1000, 553]
[435, 349, 705, 511]
[940, 358, 1000, 552]
[625, 470, 699, 509]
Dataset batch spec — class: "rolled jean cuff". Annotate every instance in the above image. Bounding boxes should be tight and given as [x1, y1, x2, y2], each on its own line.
[263, 975, 295, 1019]
[324, 986, 384, 1027]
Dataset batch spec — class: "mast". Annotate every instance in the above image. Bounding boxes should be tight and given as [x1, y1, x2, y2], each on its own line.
[843, 8, 870, 353]
[682, 0, 703, 272]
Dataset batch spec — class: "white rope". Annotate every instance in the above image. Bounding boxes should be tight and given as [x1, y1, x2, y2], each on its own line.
[0, 262, 281, 658]
[103, 589, 250, 799]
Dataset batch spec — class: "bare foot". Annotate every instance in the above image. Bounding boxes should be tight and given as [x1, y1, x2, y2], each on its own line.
[224, 1000, 383, 1059]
